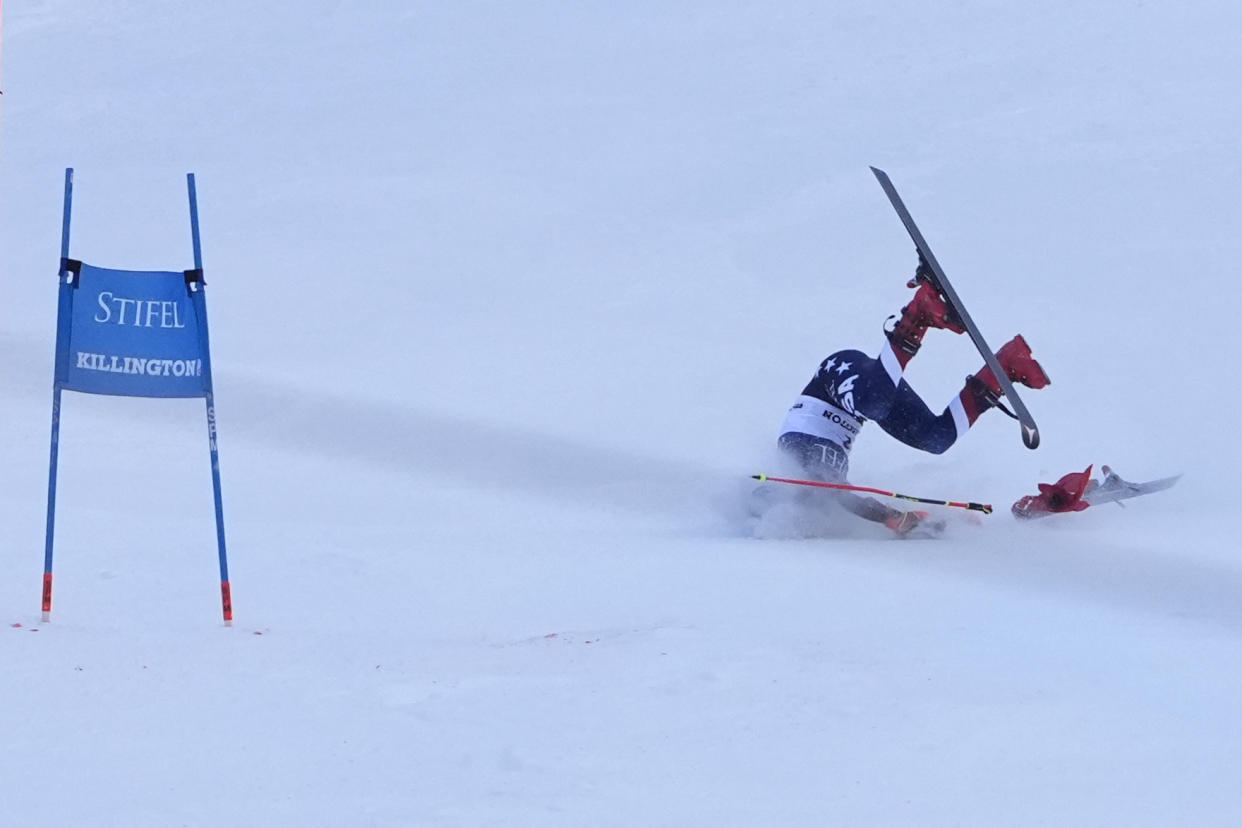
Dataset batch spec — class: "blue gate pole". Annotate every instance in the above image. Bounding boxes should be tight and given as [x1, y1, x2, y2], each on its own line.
[43, 168, 74, 621]
[188, 174, 233, 625]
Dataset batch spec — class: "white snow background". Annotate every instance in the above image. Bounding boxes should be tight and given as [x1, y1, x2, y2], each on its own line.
[1, 1, 1240, 825]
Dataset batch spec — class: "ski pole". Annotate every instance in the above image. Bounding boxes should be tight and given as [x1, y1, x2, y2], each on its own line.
[752, 474, 992, 514]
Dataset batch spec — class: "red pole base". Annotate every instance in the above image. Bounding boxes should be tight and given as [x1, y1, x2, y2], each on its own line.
[41, 573, 54, 622]
[221, 581, 233, 626]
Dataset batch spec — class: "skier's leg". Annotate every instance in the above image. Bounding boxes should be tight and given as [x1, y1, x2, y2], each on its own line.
[875, 379, 962, 454]
[880, 334, 1052, 452]
[837, 289, 963, 450]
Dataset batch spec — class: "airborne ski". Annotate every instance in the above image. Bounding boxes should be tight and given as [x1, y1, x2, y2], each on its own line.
[870, 166, 1041, 449]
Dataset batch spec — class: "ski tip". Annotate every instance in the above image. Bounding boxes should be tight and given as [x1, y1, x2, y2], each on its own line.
[751, 474, 766, 481]
[869, 165, 887, 178]
[1022, 424, 1040, 450]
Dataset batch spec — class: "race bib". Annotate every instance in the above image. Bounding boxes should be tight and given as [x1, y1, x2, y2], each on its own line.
[778, 395, 864, 452]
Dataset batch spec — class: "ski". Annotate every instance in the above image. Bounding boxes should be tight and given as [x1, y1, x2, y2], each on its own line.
[870, 166, 1041, 449]
[1082, 465, 1182, 507]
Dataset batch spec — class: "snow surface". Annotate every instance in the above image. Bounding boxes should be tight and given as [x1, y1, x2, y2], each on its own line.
[1, 1, 1240, 825]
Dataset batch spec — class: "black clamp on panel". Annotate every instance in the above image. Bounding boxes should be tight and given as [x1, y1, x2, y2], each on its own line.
[60, 257, 82, 286]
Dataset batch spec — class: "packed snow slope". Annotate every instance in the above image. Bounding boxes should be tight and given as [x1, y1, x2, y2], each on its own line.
[1, 2, 1240, 825]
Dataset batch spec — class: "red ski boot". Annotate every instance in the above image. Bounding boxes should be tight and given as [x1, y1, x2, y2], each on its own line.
[959, 334, 1050, 422]
[887, 280, 966, 359]
[976, 335, 1050, 396]
[1012, 465, 1093, 518]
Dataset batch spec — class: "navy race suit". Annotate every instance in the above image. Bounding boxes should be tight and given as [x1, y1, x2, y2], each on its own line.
[778, 348, 966, 483]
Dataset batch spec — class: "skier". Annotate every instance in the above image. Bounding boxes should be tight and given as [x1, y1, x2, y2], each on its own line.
[772, 259, 1050, 535]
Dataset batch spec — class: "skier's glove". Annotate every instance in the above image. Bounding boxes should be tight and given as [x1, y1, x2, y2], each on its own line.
[884, 509, 927, 535]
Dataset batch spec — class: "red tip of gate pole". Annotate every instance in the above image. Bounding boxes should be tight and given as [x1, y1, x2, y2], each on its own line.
[41, 573, 53, 622]
[220, 581, 234, 626]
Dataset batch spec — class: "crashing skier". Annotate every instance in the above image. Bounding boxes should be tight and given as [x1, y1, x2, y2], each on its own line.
[765, 258, 1050, 536]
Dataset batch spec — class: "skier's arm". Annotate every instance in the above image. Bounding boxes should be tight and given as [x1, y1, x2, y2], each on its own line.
[833, 490, 898, 524]
[834, 490, 927, 535]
